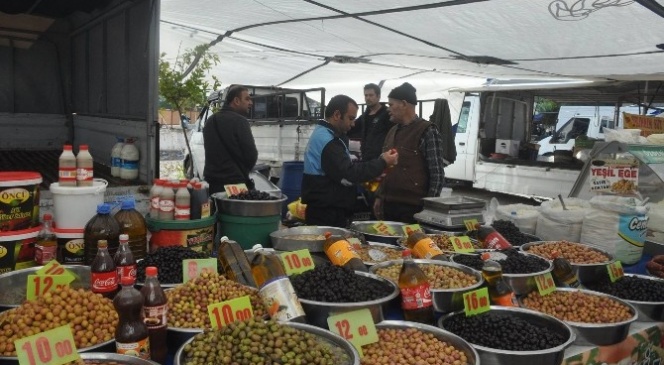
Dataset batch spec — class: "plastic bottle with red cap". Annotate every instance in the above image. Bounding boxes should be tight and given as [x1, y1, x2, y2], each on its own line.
[114, 234, 136, 282]
[398, 249, 434, 324]
[58, 145, 77, 187]
[34, 213, 57, 265]
[90, 239, 119, 299]
[140, 266, 167, 364]
[76, 144, 94, 187]
[114, 276, 150, 359]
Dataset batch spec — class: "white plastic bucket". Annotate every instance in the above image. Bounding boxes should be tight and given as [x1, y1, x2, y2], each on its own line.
[50, 179, 108, 229]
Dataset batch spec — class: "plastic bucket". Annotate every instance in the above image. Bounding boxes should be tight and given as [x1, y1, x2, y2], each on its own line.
[54, 228, 85, 265]
[49, 179, 107, 229]
[0, 171, 42, 231]
[217, 214, 280, 250]
[278, 161, 304, 217]
[146, 214, 216, 254]
[0, 225, 40, 274]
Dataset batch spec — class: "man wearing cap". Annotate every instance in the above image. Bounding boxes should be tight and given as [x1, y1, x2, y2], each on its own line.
[374, 82, 446, 223]
[301, 94, 399, 227]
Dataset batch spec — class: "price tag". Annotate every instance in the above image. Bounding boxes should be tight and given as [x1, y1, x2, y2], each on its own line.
[327, 308, 378, 357]
[451, 236, 475, 253]
[15, 324, 80, 365]
[280, 249, 315, 276]
[182, 258, 218, 282]
[463, 287, 490, 316]
[36, 261, 76, 281]
[223, 183, 249, 196]
[607, 261, 624, 282]
[401, 224, 423, 236]
[372, 221, 397, 236]
[463, 219, 479, 231]
[535, 272, 556, 296]
[346, 237, 362, 249]
[26, 275, 75, 301]
[208, 296, 254, 329]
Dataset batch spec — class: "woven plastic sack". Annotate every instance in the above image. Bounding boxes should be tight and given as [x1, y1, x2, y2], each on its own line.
[495, 204, 540, 235]
[581, 196, 648, 264]
[536, 198, 590, 242]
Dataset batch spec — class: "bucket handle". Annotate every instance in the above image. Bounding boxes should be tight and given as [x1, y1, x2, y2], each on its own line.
[93, 178, 108, 195]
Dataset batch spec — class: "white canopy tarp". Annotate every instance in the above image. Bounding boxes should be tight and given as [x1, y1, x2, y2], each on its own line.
[160, 0, 664, 102]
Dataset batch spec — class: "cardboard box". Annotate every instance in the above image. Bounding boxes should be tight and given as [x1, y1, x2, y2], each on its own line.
[495, 139, 520, 157]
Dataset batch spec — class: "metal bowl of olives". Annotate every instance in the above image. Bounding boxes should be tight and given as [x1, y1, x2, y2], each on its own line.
[438, 306, 576, 365]
[212, 191, 287, 217]
[173, 321, 360, 365]
[349, 220, 406, 245]
[270, 225, 356, 252]
[79, 353, 161, 365]
[584, 273, 664, 322]
[0, 265, 90, 312]
[370, 258, 484, 313]
[355, 242, 404, 266]
[520, 241, 615, 285]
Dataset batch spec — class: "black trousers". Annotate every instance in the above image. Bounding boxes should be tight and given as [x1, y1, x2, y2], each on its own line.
[383, 201, 422, 224]
[305, 205, 350, 228]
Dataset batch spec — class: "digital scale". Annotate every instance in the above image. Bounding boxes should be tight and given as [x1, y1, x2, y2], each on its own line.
[414, 196, 486, 230]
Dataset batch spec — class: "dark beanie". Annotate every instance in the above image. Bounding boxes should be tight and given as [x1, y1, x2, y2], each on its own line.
[388, 82, 417, 105]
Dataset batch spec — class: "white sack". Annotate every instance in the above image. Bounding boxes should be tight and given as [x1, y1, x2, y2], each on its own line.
[536, 198, 590, 242]
[646, 134, 664, 145]
[495, 203, 540, 235]
[581, 196, 648, 265]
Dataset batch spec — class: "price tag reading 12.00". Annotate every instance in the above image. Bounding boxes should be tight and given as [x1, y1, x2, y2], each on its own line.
[451, 236, 475, 253]
[14, 324, 80, 365]
[280, 249, 315, 276]
[208, 296, 254, 330]
[463, 219, 479, 232]
[26, 275, 75, 301]
[223, 183, 249, 196]
[463, 287, 490, 316]
[327, 308, 378, 357]
[372, 222, 397, 236]
[607, 261, 624, 283]
[535, 272, 556, 296]
[182, 258, 218, 282]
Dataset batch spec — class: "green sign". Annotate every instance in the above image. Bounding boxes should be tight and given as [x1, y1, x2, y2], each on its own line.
[629, 145, 664, 164]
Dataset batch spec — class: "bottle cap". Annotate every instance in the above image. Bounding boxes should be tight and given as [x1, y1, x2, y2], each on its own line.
[252, 244, 264, 252]
[80, 144, 89, 150]
[551, 250, 561, 259]
[480, 252, 492, 261]
[146, 266, 158, 277]
[119, 234, 129, 242]
[97, 203, 111, 214]
[63, 145, 73, 150]
[219, 236, 229, 243]
[324, 232, 332, 239]
[97, 240, 108, 248]
[402, 249, 411, 258]
[43, 213, 52, 221]
[121, 276, 135, 286]
[121, 198, 135, 210]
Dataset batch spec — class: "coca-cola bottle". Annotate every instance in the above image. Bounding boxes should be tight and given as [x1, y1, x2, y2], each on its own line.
[114, 234, 136, 282]
[91, 239, 119, 299]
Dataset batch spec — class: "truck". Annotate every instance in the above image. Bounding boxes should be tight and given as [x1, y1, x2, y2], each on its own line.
[444, 80, 664, 200]
[0, 0, 159, 214]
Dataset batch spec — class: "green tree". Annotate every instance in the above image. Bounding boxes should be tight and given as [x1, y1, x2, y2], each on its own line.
[535, 97, 560, 127]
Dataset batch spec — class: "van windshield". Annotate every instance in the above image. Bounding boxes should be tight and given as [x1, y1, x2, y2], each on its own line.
[550, 117, 590, 143]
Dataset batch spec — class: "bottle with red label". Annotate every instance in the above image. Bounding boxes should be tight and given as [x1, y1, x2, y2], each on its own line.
[34, 214, 57, 265]
[114, 276, 151, 360]
[398, 249, 434, 324]
[58, 144, 77, 187]
[322, 232, 367, 272]
[140, 266, 167, 364]
[174, 183, 191, 220]
[481, 252, 518, 307]
[404, 230, 446, 260]
[114, 234, 136, 282]
[158, 182, 175, 221]
[472, 223, 512, 250]
[91, 239, 119, 299]
[149, 179, 163, 218]
[76, 144, 94, 187]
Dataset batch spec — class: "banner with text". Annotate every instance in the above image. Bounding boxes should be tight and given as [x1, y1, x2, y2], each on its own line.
[623, 113, 664, 137]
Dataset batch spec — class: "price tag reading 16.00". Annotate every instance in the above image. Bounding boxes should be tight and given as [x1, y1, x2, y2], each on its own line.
[14, 325, 80, 365]
[207, 296, 254, 329]
[607, 261, 624, 282]
[327, 308, 378, 357]
[280, 249, 315, 276]
[463, 287, 490, 316]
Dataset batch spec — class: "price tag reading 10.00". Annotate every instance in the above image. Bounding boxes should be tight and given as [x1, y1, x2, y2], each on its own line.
[208, 296, 254, 329]
[14, 324, 80, 365]
[535, 272, 556, 296]
[26, 275, 75, 301]
[327, 308, 378, 357]
[223, 183, 249, 196]
[607, 261, 624, 283]
[451, 236, 475, 253]
[280, 249, 315, 276]
[463, 287, 490, 316]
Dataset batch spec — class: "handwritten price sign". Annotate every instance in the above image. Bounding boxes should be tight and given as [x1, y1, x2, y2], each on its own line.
[451, 236, 475, 253]
[36, 261, 76, 281]
[327, 308, 378, 357]
[535, 272, 556, 296]
[401, 224, 423, 236]
[463, 219, 479, 231]
[372, 222, 397, 236]
[607, 261, 624, 283]
[26, 275, 74, 301]
[346, 237, 362, 249]
[15, 325, 80, 365]
[463, 287, 490, 316]
[224, 183, 249, 196]
[280, 249, 315, 276]
[208, 296, 254, 329]
[182, 258, 218, 282]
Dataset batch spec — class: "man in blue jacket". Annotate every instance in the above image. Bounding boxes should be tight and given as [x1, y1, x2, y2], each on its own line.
[301, 95, 399, 227]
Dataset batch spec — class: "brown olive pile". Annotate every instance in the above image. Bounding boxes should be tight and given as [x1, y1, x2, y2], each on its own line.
[362, 327, 469, 365]
[166, 271, 266, 329]
[374, 263, 478, 289]
[525, 241, 610, 264]
[354, 245, 403, 264]
[182, 318, 350, 365]
[522, 290, 633, 323]
[0, 287, 117, 356]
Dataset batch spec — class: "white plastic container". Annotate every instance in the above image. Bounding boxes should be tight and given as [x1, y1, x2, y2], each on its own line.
[111, 137, 125, 177]
[49, 179, 108, 229]
[120, 138, 140, 180]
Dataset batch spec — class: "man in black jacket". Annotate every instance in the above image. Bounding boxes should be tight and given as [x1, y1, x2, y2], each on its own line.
[203, 85, 258, 195]
[301, 95, 398, 227]
[348, 83, 392, 161]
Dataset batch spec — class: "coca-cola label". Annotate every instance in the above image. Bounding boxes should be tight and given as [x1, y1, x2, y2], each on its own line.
[91, 271, 118, 293]
[484, 232, 512, 250]
[401, 283, 433, 310]
[159, 199, 174, 212]
[117, 264, 137, 281]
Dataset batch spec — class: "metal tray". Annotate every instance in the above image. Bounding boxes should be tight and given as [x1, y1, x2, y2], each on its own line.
[270, 226, 355, 252]
[421, 195, 487, 213]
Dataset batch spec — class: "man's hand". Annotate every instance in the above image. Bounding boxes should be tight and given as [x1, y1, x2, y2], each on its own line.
[373, 198, 384, 220]
[381, 148, 398, 166]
